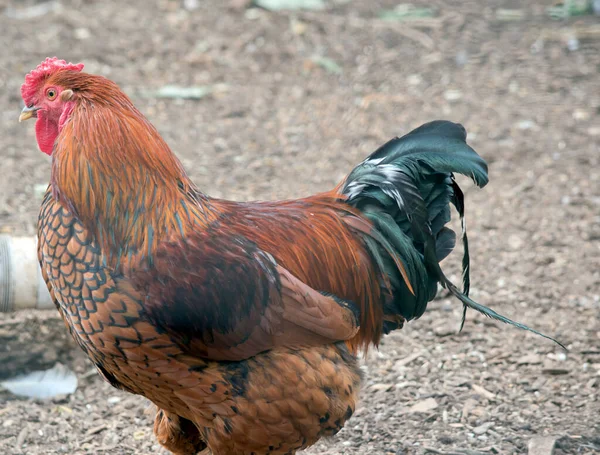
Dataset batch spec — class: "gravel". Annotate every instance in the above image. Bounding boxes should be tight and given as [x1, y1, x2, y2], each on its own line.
[0, 0, 599, 454]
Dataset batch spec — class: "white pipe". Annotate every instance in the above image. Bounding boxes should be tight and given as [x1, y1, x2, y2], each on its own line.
[0, 235, 54, 312]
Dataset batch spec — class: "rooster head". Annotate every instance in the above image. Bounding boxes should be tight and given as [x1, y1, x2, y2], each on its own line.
[19, 57, 84, 155]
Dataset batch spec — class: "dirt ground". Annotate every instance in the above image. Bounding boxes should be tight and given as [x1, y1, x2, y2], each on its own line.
[1, 0, 599, 454]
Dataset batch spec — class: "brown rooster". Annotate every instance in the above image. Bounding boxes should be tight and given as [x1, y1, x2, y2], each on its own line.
[19, 58, 561, 455]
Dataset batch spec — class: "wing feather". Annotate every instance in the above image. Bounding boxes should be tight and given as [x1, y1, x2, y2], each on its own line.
[133, 227, 360, 361]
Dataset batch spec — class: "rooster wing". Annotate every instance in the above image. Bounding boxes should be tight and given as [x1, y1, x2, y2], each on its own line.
[132, 227, 361, 361]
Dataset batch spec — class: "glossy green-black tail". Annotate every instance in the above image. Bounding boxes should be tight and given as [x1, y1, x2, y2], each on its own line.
[342, 120, 564, 349]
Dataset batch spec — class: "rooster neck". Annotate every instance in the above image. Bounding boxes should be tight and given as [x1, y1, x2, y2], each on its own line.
[49, 101, 217, 268]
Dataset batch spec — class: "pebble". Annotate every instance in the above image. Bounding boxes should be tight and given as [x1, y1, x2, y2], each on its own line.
[508, 234, 524, 250]
[74, 28, 91, 40]
[517, 120, 537, 130]
[408, 398, 438, 413]
[443, 89, 462, 102]
[528, 436, 557, 455]
[472, 422, 493, 435]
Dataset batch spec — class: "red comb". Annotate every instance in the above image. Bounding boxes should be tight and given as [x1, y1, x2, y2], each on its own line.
[21, 57, 84, 105]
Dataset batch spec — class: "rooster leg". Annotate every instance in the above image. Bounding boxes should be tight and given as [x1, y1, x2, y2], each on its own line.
[154, 408, 208, 455]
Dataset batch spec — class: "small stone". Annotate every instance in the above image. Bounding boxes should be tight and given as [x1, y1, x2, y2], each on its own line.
[408, 398, 438, 413]
[508, 234, 524, 250]
[107, 396, 121, 404]
[455, 50, 468, 66]
[517, 120, 536, 130]
[438, 434, 454, 444]
[572, 109, 590, 121]
[567, 37, 579, 52]
[472, 422, 493, 435]
[444, 89, 462, 101]
[528, 436, 557, 455]
[550, 352, 567, 361]
[183, 0, 199, 10]
[74, 28, 91, 40]
[407, 74, 422, 86]
[33, 183, 49, 199]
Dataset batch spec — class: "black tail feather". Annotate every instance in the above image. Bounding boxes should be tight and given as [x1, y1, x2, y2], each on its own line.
[444, 280, 567, 350]
[344, 120, 565, 349]
[450, 179, 470, 332]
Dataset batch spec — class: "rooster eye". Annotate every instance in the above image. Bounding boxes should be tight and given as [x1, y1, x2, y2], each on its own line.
[47, 89, 57, 100]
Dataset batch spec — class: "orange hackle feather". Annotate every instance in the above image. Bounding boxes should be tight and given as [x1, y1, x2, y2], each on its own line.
[47, 70, 218, 268]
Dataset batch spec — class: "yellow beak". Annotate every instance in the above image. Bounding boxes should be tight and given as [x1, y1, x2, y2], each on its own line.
[19, 105, 39, 122]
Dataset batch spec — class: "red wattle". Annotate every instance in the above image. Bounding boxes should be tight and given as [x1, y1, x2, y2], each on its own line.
[34, 102, 74, 156]
[35, 112, 59, 156]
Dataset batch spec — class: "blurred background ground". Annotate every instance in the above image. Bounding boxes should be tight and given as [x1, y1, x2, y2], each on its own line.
[0, 0, 599, 454]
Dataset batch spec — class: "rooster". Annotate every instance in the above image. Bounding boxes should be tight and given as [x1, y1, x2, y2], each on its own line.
[20, 58, 561, 455]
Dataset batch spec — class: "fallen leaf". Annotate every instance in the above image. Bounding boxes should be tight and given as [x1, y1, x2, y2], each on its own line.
[547, 1, 592, 19]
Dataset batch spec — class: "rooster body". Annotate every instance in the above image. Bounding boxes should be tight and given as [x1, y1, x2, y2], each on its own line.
[21, 58, 556, 455]
[38, 190, 366, 454]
